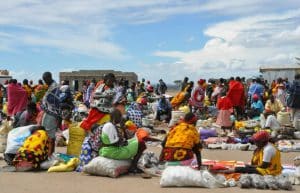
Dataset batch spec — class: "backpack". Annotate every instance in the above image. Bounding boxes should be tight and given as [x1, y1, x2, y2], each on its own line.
[287, 81, 300, 108]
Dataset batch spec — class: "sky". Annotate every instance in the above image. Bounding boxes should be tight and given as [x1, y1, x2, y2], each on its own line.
[0, 0, 300, 84]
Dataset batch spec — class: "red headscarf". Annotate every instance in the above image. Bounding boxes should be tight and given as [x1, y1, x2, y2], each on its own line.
[198, 79, 205, 85]
[252, 130, 270, 143]
[252, 94, 259, 100]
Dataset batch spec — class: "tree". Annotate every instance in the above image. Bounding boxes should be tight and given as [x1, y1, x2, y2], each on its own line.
[174, 80, 182, 88]
[296, 57, 300, 65]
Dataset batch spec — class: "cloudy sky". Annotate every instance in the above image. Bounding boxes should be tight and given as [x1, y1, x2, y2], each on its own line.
[0, 0, 300, 84]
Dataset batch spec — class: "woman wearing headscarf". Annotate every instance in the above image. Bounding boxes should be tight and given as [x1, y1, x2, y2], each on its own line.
[159, 112, 202, 170]
[76, 73, 117, 171]
[247, 94, 264, 118]
[99, 108, 147, 173]
[80, 73, 116, 131]
[233, 131, 282, 175]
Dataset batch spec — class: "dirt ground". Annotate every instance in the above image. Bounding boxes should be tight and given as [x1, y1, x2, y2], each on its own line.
[0, 147, 299, 193]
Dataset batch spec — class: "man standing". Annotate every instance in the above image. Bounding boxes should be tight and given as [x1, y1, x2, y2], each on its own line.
[287, 74, 300, 129]
[41, 71, 61, 156]
[156, 79, 167, 95]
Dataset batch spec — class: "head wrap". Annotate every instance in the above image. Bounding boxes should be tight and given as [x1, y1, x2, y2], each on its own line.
[252, 94, 259, 100]
[252, 130, 270, 143]
[184, 113, 198, 125]
[198, 79, 205, 85]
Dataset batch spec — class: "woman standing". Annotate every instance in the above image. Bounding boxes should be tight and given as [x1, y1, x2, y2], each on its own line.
[216, 92, 233, 133]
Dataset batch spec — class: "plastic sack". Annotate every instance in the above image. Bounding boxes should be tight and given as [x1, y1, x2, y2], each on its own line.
[5, 125, 33, 154]
[67, 122, 86, 156]
[160, 166, 226, 188]
[138, 152, 163, 176]
[83, 156, 131, 178]
[48, 158, 79, 172]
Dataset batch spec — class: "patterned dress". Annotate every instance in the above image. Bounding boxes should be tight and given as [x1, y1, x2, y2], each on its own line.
[76, 124, 104, 172]
[162, 122, 200, 161]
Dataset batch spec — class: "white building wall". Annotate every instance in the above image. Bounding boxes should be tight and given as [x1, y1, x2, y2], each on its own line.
[262, 70, 296, 83]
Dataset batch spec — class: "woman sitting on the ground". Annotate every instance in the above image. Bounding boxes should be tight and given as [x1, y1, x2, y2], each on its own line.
[13, 126, 49, 171]
[13, 102, 39, 128]
[159, 112, 202, 170]
[99, 108, 147, 172]
[126, 100, 145, 128]
[156, 95, 172, 122]
[247, 94, 264, 118]
[225, 131, 282, 175]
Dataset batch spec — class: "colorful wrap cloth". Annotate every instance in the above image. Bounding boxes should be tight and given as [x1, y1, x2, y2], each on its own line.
[13, 130, 49, 169]
[7, 83, 28, 116]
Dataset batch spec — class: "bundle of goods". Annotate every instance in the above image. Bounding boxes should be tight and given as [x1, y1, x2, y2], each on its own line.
[196, 119, 213, 128]
[201, 159, 245, 170]
[168, 110, 185, 127]
[204, 137, 228, 146]
[295, 119, 300, 130]
[5, 125, 34, 155]
[277, 111, 292, 126]
[160, 166, 228, 188]
[294, 131, 300, 139]
[294, 156, 300, 185]
[67, 122, 86, 157]
[142, 116, 155, 127]
[281, 162, 300, 185]
[277, 140, 300, 152]
[238, 174, 293, 190]
[83, 156, 131, 178]
[47, 157, 79, 173]
[236, 129, 255, 139]
[137, 151, 164, 177]
[277, 126, 295, 140]
[235, 120, 260, 130]
[221, 143, 252, 151]
[0, 120, 12, 153]
[199, 127, 217, 140]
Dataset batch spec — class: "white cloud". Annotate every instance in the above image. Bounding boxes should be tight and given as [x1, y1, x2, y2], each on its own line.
[1, 0, 299, 58]
[1, 0, 300, 83]
[154, 8, 300, 81]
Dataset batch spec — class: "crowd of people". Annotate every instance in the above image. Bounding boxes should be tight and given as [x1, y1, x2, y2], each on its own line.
[0, 71, 299, 179]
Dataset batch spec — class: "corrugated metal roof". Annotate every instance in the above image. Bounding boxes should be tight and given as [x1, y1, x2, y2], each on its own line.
[259, 65, 300, 72]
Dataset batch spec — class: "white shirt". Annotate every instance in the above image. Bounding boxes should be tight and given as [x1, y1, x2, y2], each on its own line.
[263, 143, 276, 163]
[102, 122, 119, 144]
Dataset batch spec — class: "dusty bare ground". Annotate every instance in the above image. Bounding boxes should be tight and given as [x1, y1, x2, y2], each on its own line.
[0, 147, 299, 193]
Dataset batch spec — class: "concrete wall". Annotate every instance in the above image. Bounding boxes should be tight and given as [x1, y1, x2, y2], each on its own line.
[261, 69, 300, 83]
[59, 70, 138, 91]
